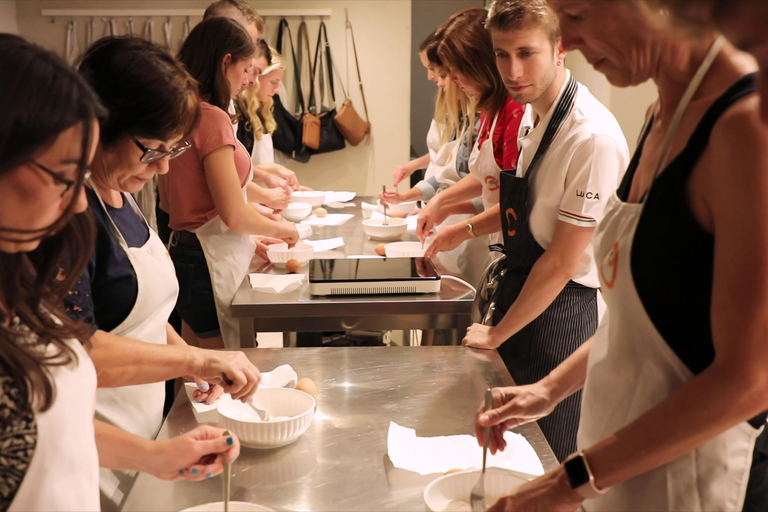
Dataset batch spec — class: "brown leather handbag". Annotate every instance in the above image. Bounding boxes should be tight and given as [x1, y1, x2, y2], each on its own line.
[297, 22, 321, 150]
[333, 18, 371, 146]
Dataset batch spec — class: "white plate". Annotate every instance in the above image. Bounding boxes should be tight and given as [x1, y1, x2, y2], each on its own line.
[181, 501, 274, 512]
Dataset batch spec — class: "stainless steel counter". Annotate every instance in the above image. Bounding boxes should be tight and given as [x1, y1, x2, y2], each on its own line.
[231, 198, 475, 347]
[123, 347, 558, 512]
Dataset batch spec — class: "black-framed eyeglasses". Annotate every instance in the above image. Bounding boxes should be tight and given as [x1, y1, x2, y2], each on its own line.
[29, 160, 90, 198]
[130, 135, 191, 164]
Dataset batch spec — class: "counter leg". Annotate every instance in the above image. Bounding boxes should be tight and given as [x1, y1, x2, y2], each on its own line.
[239, 318, 256, 348]
[455, 314, 471, 346]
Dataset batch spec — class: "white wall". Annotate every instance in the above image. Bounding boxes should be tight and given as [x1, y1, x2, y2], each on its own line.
[15, 0, 411, 196]
[0, 0, 18, 33]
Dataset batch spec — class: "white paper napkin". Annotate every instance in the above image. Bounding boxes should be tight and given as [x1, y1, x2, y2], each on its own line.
[186, 364, 299, 415]
[387, 422, 544, 476]
[361, 201, 384, 214]
[248, 273, 305, 293]
[304, 237, 345, 252]
[324, 191, 356, 204]
[370, 211, 419, 232]
[301, 213, 354, 226]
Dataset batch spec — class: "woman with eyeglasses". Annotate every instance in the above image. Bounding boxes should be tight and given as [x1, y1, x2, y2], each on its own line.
[163, 17, 299, 350]
[65, 36, 261, 510]
[0, 33, 241, 512]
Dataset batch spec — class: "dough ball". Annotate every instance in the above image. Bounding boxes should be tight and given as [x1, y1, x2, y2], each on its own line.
[314, 207, 327, 217]
[375, 243, 387, 256]
[296, 377, 317, 396]
[285, 259, 301, 273]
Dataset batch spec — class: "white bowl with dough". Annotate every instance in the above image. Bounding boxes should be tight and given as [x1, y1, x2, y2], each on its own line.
[281, 202, 312, 223]
[217, 387, 316, 449]
[387, 200, 419, 215]
[384, 241, 425, 258]
[181, 502, 274, 512]
[266, 242, 314, 267]
[290, 190, 326, 208]
[424, 468, 532, 512]
[362, 218, 408, 241]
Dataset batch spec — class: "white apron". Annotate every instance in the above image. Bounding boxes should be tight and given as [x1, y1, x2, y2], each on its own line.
[251, 132, 275, 166]
[468, 113, 503, 245]
[580, 37, 759, 510]
[9, 339, 100, 512]
[90, 187, 178, 510]
[194, 159, 256, 349]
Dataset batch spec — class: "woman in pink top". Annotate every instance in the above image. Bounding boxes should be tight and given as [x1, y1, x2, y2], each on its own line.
[162, 17, 298, 349]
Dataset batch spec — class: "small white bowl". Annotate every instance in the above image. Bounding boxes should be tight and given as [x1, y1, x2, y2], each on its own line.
[266, 242, 314, 267]
[181, 502, 274, 512]
[290, 190, 326, 208]
[387, 200, 419, 215]
[295, 223, 312, 239]
[362, 218, 408, 240]
[218, 388, 316, 449]
[281, 202, 313, 222]
[384, 241, 425, 258]
[424, 468, 532, 512]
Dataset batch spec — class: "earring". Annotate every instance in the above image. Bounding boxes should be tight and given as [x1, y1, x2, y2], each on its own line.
[557, 60, 562, 66]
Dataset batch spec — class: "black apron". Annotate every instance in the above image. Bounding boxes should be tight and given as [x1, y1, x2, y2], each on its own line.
[494, 76, 598, 462]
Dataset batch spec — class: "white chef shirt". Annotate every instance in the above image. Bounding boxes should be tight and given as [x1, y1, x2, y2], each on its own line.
[516, 70, 629, 288]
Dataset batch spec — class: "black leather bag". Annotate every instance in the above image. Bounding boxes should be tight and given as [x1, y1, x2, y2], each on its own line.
[308, 21, 345, 155]
[271, 19, 311, 163]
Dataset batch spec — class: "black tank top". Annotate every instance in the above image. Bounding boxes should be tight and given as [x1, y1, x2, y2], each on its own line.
[618, 74, 765, 427]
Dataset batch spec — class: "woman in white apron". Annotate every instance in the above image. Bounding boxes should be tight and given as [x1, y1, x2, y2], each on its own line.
[473, 3, 768, 510]
[165, 18, 298, 350]
[416, 8, 524, 282]
[0, 35, 241, 512]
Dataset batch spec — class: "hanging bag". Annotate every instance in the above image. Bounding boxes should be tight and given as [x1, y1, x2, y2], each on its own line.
[333, 17, 371, 146]
[298, 21, 321, 151]
[307, 21, 346, 154]
[272, 19, 311, 163]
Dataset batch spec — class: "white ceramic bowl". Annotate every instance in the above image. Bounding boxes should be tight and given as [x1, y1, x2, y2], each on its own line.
[362, 218, 408, 240]
[295, 223, 313, 239]
[384, 241, 425, 258]
[387, 200, 419, 215]
[181, 502, 274, 512]
[266, 242, 314, 267]
[290, 190, 326, 208]
[424, 468, 531, 512]
[281, 202, 312, 222]
[217, 388, 316, 449]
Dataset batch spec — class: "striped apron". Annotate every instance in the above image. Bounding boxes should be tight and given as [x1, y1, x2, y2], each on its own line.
[494, 76, 598, 461]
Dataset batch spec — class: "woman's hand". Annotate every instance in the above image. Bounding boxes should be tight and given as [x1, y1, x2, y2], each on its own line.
[144, 425, 240, 481]
[279, 224, 300, 247]
[260, 184, 291, 211]
[416, 202, 440, 242]
[487, 467, 584, 512]
[274, 165, 301, 190]
[262, 173, 288, 190]
[379, 189, 406, 205]
[424, 223, 467, 258]
[463, 323, 503, 350]
[475, 384, 559, 455]
[253, 235, 284, 260]
[191, 349, 261, 401]
[393, 164, 413, 187]
[191, 382, 225, 405]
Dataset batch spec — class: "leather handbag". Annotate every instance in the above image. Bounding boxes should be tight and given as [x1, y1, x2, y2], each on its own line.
[307, 21, 346, 154]
[333, 18, 371, 146]
[272, 19, 311, 163]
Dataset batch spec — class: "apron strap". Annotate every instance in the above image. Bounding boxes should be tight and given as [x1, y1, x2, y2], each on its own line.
[523, 73, 578, 183]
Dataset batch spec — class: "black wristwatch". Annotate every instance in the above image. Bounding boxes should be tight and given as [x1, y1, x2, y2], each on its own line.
[563, 451, 607, 499]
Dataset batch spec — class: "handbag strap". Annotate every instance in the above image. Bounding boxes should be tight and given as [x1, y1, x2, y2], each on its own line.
[346, 19, 369, 122]
[310, 21, 336, 111]
[276, 19, 307, 114]
[297, 21, 314, 114]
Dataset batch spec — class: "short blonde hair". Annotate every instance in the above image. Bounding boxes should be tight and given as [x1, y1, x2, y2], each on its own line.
[237, 48, 286, 141]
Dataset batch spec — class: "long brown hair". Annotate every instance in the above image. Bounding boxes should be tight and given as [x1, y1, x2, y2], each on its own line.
[0, 35, 105, 418]
[437, 8, 508, 115]
[177, 17, 255, 113]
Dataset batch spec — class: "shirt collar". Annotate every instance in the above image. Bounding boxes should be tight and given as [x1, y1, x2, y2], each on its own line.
[519, 69, 572, 144]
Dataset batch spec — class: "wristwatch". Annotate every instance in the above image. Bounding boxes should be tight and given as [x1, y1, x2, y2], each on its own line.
[465, 222, 477, 238]
[563, 451, 607, 499]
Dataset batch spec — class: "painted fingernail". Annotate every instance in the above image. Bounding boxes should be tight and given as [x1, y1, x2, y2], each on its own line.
[190, 468, 198, 475]
[206, 473, 212, 478]
[178, 470, 184, 475]
[200, 383, 210, 392]
[196, 399, 206, 403]
[226, 437, 234, 446]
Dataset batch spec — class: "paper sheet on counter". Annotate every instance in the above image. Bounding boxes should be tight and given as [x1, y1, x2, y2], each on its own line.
[370, 211, 419, 232]
[186, 364, 299, 418]
[301, 213, 354, 226]
[304, 237, 345, 252]
[249, 273, 305, 293]
[387, 422, 544, 477]
[323, 191, 356, 204]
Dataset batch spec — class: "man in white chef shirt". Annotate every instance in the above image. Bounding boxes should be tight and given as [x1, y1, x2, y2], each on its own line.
[462, 0, 629, 462]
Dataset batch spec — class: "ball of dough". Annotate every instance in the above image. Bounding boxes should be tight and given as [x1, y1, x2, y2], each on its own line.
[314, 207, 327, 217]
[389, 210, 406, 218]
[285, 258, 301, 273]
[375, 243, 387, 256]
[296, 377, 317, 396]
